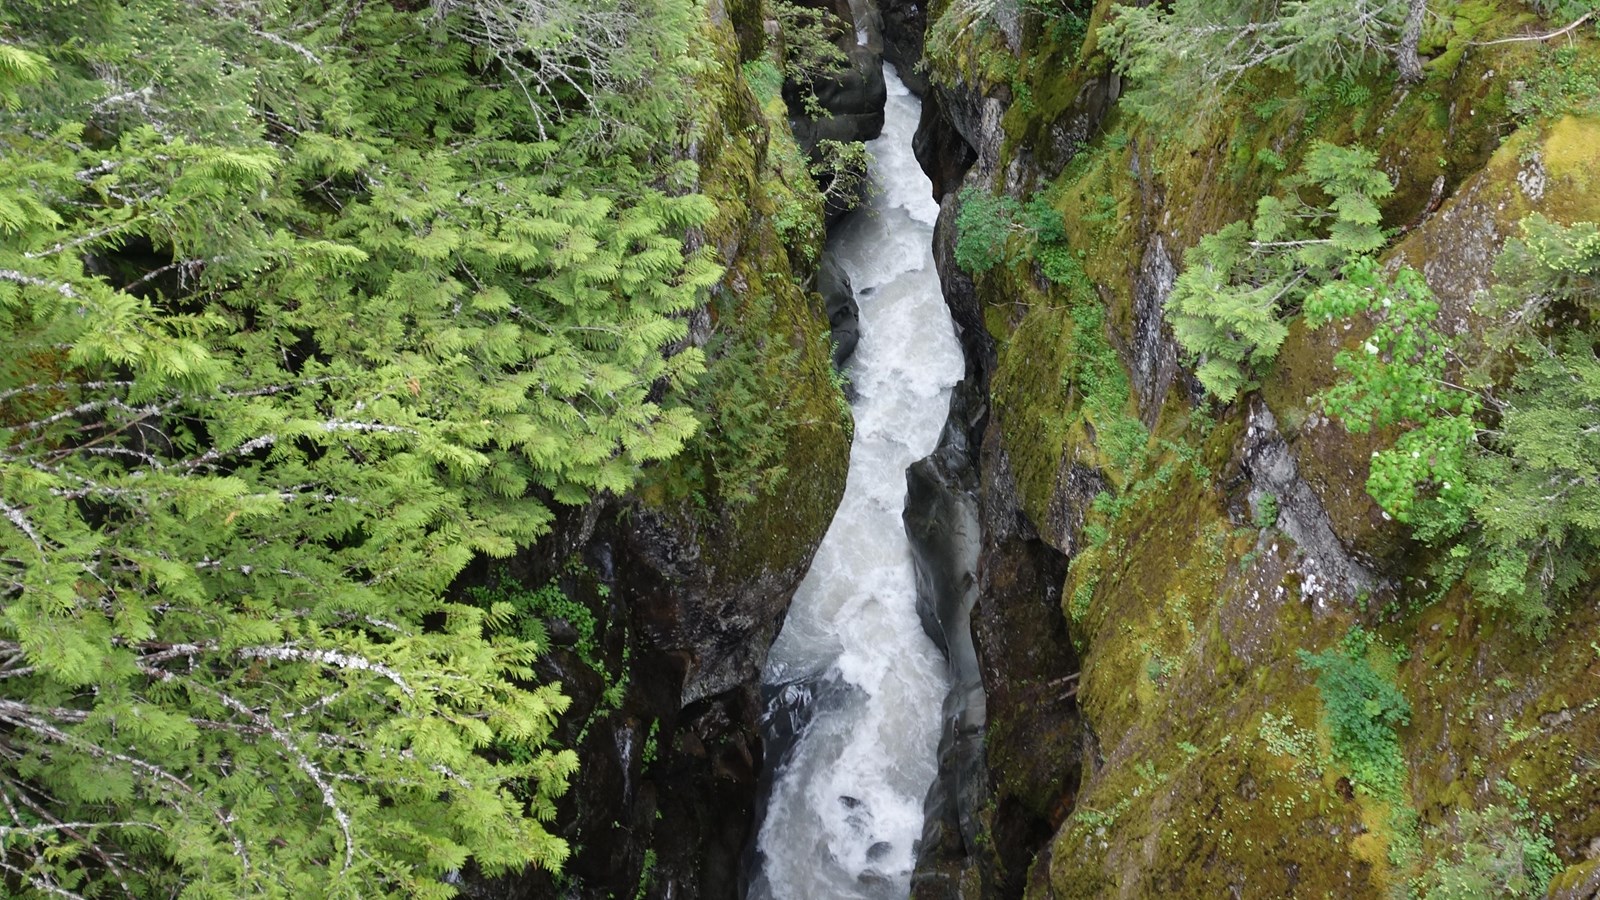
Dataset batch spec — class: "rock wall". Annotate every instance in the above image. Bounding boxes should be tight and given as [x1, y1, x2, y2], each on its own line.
[464, 4, 856, 898]
[905, 0, 1600, 897]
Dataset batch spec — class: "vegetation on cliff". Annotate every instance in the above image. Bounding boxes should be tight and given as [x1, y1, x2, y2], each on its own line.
[0, 0, 852, 895]
[928, 0, 1600, 895]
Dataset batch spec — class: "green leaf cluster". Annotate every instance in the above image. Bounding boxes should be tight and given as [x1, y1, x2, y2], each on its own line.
[1305, 259, 1478, 531]
[1299, 627, 1411, 799]
[769, 0, 850, 118]
[1414, 782, 1562, 900]
[0, 0, 721, 894]
[1167, 142, 1393, 401]
[953, 187, 1071, 277]
[1306, 215, 1600, 634]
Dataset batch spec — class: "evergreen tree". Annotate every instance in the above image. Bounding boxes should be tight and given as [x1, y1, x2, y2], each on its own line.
[0, 0, 718, 894]
[1167, 142, 1393, 401]
[1107, 0, 1410, 122]
[1304, 214, 1600, 634]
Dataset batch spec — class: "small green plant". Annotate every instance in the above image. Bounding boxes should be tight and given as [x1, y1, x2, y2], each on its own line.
[1167, 142, 1394, 401]
[642, 719, 661, 766]
[1253, 492, 1280, 528]
[954, 186, 1021, 275]
[1509, 45, 1600, 122]
[1255, 147, 1288, 172]
[953, 186, 1072, 276]
[1064, 301, 1149, 474]
[1305, 258, 1477, 532]
[468, 575, 598, 667]
[1140, 640, 1174, 685]
[1069, 576, 1099, 623]
[770, 0, 849, 118]
[1074, 797, 1131, 831]
[1413, 781, 1562, 899]
[633, 849, 659, 900]
[1331, 76, 1372, 108]
[1299, 627, 1411, 799]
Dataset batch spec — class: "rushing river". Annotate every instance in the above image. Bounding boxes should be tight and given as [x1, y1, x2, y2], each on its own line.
[748, 66, 964, 900]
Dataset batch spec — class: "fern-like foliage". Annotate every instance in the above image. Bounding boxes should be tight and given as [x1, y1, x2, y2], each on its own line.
[1167, 142, 1393, 401]
[0, 0, 721, 894]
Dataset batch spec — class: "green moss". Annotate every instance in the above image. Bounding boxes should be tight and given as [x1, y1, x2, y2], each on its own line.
[633, 11, 849, 582]
[1396, 581, 1600, 878]
[925, 4, 1600, 895]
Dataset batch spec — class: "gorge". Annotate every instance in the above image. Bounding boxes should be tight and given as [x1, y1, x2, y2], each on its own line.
[4, 0, 1600, 898]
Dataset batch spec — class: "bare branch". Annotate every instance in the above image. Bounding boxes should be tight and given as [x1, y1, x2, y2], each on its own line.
[1471, 10, 1595, 46]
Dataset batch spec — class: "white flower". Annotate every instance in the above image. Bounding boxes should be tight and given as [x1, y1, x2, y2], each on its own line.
[1364, 341, 1379, 354]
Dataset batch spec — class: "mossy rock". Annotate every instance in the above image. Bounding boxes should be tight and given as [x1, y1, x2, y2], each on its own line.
[1396, 581, 1600, 872]
[1391, 116, 1600, 333]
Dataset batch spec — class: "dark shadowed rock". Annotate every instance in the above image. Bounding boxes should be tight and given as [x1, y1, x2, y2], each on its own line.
[786, 26, 887, 153]
[878, 0, 930, 95]
[820, 252, 861, 367]
[914, 92, 978, 203]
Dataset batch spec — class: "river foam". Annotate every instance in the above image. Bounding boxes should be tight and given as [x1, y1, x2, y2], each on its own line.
[749, 67, 962, 900]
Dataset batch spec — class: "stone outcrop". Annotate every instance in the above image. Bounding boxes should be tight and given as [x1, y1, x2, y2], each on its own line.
[820, 252, 861, 368]
[904, 381, 988, 899]
[908, 1, 1600, 897]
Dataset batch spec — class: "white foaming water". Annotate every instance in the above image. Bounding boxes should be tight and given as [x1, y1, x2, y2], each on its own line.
[751, 67, 962, 900]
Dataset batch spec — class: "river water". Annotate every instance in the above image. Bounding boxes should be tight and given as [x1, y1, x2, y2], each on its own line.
[748, 67, 963, 900]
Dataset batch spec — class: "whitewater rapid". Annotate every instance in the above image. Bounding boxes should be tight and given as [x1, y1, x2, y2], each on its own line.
[749, 66, 963, 900]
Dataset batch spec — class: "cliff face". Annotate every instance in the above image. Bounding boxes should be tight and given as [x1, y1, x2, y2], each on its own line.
[464, 3, 856, 898]
[900, 0, 1600, 897]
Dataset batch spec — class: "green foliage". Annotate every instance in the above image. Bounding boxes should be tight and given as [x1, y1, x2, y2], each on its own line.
[0, 0, 721, 893]
[954, 186, 1082, 282]
[671, 281, 800, 507]
[1065, 301, 1148, 474]
[1310, 215, 1600, 634]
[954, 187, 1025, 275]
[1256, 147, 1289, 172]
[1023, 0, 1092, 53]
[1466, 333, 1600, 633]
[1509, 45, 1600, 122]
[632, 848, 659, 900]
[1168, 142, 1394, 401]
[1106, 0, 1406, 125]
[1253, 492, 1280, 528]
[466, 574, 600, 674]
[1258, 711, 1326, 776]
[1415, 782, 1562, 899]
[1299, 627, 1411, 799]
[1492, 214, 1600, 318]
[1305, 259, 1478, 532]
[743, 59, 830, 257]
[770, 0, 849, 117]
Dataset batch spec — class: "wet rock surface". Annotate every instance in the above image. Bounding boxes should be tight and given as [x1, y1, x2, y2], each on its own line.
[914, 92, 979, 203]
[878, 0, 929, 95]
[904, 381, 988, 900]
[787, 47, 887, 151]
[820, 253, 861, 368]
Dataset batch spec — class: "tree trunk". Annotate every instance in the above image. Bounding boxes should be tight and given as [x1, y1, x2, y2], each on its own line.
[1396, 0, 1427, 84]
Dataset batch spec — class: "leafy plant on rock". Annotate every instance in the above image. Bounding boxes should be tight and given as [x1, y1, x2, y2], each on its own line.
[1167, 142, 1393, 401]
